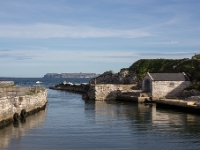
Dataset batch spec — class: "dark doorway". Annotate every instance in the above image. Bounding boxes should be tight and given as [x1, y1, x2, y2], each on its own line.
[144, 79, 150, 92]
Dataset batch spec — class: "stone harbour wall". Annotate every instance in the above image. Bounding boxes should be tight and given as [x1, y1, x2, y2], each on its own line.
[87, 84, 137, 101]
[0, 86, 32, 98]
[0, 89, 47, 129]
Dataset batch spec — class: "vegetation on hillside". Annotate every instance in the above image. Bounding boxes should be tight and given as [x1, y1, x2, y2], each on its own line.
[192, 53, 200, 59]
[127, 56, 200, 90]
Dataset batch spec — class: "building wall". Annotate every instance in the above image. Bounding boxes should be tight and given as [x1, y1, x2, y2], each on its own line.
[152, 81, 191, 99]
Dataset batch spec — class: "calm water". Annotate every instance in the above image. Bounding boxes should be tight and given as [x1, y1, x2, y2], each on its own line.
[1, 78, 200, 150]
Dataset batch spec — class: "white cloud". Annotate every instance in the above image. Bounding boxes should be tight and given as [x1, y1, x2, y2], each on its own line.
[0, 49, 194, 66]
[148, 40, 179, 45]
[0, 23, 151, 39]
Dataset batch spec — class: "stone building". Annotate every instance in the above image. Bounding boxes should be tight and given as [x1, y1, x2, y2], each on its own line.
[142, 72, 191, 99]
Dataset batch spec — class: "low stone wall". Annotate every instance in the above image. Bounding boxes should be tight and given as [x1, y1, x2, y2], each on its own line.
[0, 81, 14, 87]
[87, 84, 137, 101]
[0, 89, 47, 129]
[0, 86, 32, 98]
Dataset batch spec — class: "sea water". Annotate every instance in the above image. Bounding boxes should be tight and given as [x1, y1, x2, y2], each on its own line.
[0, 78, 200, 150]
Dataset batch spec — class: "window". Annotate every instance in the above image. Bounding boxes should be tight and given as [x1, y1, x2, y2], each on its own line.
[169, 82, 175, 87]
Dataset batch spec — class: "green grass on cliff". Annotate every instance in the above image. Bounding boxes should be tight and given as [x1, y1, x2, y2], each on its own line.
[185, 83, 200, 91]
[128, 58, 200, 83]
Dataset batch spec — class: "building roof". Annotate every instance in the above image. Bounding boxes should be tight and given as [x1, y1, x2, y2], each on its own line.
[147, 72, 190, 81]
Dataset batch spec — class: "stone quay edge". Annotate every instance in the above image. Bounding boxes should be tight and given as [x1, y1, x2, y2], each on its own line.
[0, 89, 48, 129]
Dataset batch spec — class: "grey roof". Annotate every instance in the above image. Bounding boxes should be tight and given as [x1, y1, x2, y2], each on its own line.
[148, 72, 190, 81]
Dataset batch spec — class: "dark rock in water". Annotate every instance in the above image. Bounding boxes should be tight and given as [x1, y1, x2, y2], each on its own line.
[49, 82, 90, 93]
[82, 93, 89, 100]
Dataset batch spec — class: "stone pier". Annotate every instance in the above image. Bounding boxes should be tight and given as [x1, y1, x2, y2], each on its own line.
[156, 98, 200, 111]
[0, 89, 48, 129]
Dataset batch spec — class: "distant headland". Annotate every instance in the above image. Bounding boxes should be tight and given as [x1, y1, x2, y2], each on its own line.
[43, 73, 99, 78]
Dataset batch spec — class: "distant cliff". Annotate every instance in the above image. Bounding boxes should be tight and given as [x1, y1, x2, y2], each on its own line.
[43, 73, 99, 78]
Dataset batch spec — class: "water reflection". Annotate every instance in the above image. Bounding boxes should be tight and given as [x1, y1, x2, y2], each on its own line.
[90, 101, 154, 125]
[155, 107, 200, 135]
[0, 109, 47, 150]
[89, 100, 200, 140]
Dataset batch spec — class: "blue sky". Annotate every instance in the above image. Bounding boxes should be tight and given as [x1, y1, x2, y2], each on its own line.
[0, 0, 200, 77]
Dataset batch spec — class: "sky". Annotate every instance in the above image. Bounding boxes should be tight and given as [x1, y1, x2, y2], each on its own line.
[0, 0, 200, 77]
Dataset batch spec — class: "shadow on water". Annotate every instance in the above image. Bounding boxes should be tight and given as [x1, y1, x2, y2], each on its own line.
[20, 118, 26, 124]
[0, 109, 47, 150]
[13, 119, 26, 128]
[13, 121, 19, 128]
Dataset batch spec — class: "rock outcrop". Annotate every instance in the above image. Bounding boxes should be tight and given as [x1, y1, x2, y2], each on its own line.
[180, 89, 200, 97]
[50, 82, 90, 93]
[89, 70, 137, 84]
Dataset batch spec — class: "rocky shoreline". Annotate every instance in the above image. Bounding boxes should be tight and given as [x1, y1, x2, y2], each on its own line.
[49, 81, 90, 93]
